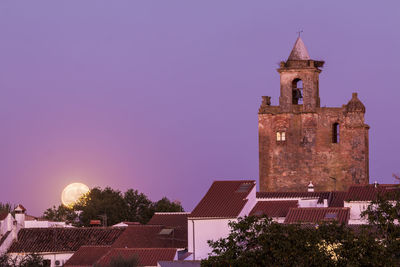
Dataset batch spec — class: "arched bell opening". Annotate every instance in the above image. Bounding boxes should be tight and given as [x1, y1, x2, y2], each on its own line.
[292, 78, 303, 105]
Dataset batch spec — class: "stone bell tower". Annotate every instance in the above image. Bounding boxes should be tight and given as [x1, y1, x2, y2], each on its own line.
[258, 37, 369, 192]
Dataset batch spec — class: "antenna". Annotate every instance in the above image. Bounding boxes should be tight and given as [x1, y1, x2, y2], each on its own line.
[297, 30, 303, 37]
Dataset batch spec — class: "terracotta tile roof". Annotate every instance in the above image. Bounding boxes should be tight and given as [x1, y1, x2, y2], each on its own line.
[64, 246, 111, 267]
[328, 192, 347, 207]
[0, 231, 11, 247]
[284, 207, 350, 224]
[0, 213, 8, 221]
[189, 180, 255, 218]
[249, 201, 298, 217]
[25, 214, 39, 221]
[15, 204, 26, 212]
[96, 248, 177, 266]
[344, 184, 400, 201]
[256, 191, 330, 201]
[147, 212, 189, 247]
[148, 212, 189, 228]
[111, 225, 186, 249]
[7, 227, 125, 253]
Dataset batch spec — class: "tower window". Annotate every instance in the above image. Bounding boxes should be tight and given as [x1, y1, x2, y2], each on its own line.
[292, 78, 303, 105]
[332, 123, 339, 143]
[276, 131, 286, 142]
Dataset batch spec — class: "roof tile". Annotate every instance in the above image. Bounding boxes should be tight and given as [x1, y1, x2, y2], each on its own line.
[249, 201, 298, 217]
[284, 207, 350, 224]
[8, 227, 125, 253]
[64, 246, 111, 267]
[147, 212, 189, 247]
[111, 225, 186, 249]
[344, 184, 400, 201]
[190, 180, 255, 218]
[96, 248, 177, 266]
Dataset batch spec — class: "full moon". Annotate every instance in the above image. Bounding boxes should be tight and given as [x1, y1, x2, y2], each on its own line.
[61, 183, 90, 207]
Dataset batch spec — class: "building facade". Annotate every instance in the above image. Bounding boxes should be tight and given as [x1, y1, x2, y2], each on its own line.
[258, 37, 369, 192]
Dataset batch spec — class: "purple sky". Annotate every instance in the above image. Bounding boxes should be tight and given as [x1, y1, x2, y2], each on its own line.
[0, 1, 399, 215]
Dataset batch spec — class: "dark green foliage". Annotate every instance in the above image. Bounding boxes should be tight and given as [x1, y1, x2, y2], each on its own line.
[0, 253, 49, 267]
[43, 187, 184, 226]
[361, 190, 400, 265]
[201, 215, 396, 267]
[124, 189, 154, 224]
[74, 187, 128, 226]
[94, 255, 138, 267]
[0, 202, 14, 215]
[154, 197, 183, 212]
[43, 204, 77, 225]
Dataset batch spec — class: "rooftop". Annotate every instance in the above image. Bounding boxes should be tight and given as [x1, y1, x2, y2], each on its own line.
[284, 207, 350, 225]
[111, 225, 186, 249]
[249, 200, 298, 217]
[288, 37, 310, 60]
[64, 246, 111, 267]
[189, 180, 255, 218]
[96, 248, 177, 267]
[8, 227, 125, 253]
[344, 184, 400, 202]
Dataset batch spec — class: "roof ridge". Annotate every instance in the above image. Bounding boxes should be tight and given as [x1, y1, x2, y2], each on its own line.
[212, 180, 255, 183]
[112, 247, 177, 251]
[153, 212, 190, 215]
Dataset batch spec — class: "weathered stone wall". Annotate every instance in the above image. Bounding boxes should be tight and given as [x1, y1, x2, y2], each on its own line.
[258, 104, 369, 192]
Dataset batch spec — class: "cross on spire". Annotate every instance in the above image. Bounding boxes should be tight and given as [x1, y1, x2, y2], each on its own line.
[297, 30, 303, 38]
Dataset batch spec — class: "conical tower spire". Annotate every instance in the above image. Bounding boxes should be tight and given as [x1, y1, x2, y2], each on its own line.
[288, 37, 310, 60]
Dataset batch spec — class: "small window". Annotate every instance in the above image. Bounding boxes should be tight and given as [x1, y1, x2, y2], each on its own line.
[159, 228, 174, 235]
[332, 123, 339, 143]
[237, 183, 252, 192]
[276, 131, 286, 142]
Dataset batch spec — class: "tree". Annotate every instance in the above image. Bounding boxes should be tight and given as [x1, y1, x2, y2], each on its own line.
[0, 253, 49, 267]
[0, 202, 14, 214]
[361, 190, 400, 264]
[74, 187, 127, 227]
[201, 215, 391, 267]
[202, 216, 333, 267]
[43, 187, 184, 227]
[43, 205, 77, 224]
[123, 189, 154, 224]
[154, 197, 183, 212]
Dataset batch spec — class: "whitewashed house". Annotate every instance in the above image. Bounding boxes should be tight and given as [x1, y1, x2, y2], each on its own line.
[0, 212, 16, 255]
[344, 183, 399, 224]
[187, 180, 257, 260]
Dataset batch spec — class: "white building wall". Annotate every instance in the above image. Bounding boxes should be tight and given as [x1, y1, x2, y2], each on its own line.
[0, 214, 14, 235]
[24, 221, 69, 228]
[344, 201, 369, 224]
[238, 186, 257, 217]
[188, 218, 235, 260]
[298, 198, 319, 207]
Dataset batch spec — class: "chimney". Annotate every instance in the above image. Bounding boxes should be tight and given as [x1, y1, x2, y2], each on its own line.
[14, 204, 26, 229]
[307, 181, 314, 192]
[374, 181, 378, 188]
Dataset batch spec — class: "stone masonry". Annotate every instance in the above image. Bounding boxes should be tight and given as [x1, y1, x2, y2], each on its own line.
[258, 37, 369, 192]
